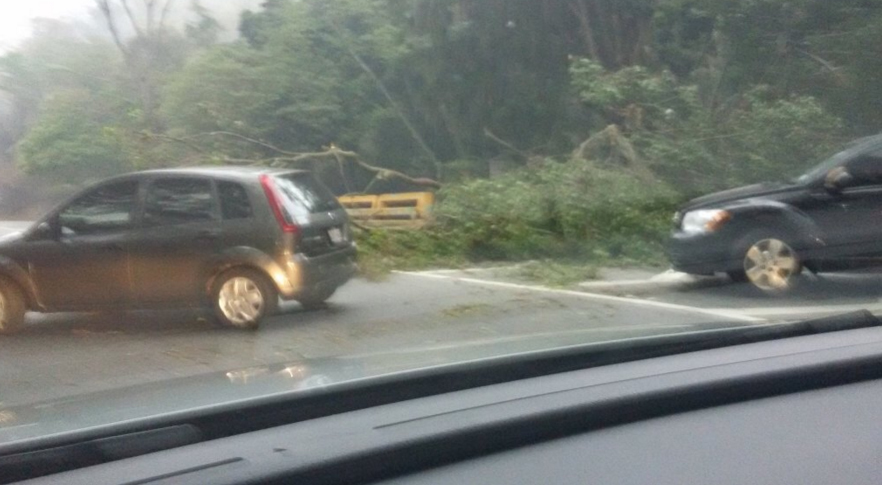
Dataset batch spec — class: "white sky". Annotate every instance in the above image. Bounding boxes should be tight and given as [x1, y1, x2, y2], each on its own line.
[0, 0, 94, 51]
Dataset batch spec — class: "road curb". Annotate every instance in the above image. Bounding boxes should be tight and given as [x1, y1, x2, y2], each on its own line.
[577, 270, 731, 296]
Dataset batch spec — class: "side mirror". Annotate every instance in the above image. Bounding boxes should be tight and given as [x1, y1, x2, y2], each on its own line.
[824, 167, 854, 193]
[29, 221, 58, 241]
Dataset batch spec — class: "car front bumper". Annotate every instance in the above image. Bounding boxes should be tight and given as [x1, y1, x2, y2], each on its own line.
[667, 231, 740, 276]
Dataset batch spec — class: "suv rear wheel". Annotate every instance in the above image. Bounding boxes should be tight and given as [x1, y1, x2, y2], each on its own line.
[211, 269, 278, 329]
[0, 278, 26, 334]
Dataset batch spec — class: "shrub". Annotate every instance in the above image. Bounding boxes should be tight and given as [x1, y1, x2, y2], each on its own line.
[570, 59, 848, 195]
[355, 227, 469, 280]
[435, 158, 678, 262]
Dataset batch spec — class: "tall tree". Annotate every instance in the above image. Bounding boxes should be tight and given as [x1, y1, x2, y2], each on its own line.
[95, 0, 186, 129]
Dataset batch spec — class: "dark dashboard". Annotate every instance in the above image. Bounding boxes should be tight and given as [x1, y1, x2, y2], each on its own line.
[13, 324, 882, 485]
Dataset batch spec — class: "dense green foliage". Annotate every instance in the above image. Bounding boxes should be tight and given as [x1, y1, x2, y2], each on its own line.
[4, 0, 874, 183]
[3, 0, 882, 273]
[435, 158, 677, 261]
[568, 59, 845, 192]
[17, 90, 134, 181]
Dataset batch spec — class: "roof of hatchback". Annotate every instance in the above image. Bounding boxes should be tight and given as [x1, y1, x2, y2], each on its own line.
[132, 166, 309, 180]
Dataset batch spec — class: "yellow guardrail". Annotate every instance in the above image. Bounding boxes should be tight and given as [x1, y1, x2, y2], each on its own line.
[338, 192, 434, 228]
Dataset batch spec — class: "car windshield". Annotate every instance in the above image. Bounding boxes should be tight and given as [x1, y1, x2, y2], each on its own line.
[2, 0, 882, 453]
[794, 137, 882, 185]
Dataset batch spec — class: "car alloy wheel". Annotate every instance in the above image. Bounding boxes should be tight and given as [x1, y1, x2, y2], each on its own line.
[218, 276, 266, 328]
[743, 238, 801, 292]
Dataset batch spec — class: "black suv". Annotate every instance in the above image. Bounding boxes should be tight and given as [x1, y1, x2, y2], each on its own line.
[0, 167, 357, 332]
[669, 135, 882, 292]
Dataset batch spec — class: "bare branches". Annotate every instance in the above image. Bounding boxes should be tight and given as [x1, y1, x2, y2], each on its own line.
[330, 146, 443, 189]
[158, 0, 176, 30]
[793, 47, 847, 83]
[148, 131, 442, 190]
[120, 0, 144, 36]
[144, 0, 157, 30]
[97, 0, 175, 42]
[483, 127, 530, 158]
[95, 0, 130, 57]
[178, 131, 301, 156]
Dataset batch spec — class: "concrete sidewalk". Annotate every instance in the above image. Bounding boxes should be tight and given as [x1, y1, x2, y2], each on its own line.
[403, 264, 732, 296]
[577, 268, 731, 296]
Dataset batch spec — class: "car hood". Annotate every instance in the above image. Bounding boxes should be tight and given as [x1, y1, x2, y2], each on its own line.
[0, 222, 33, 247]
[0, 230, 25, 246]
[682, 181, 803, 210]
[0, 320, 740, 448]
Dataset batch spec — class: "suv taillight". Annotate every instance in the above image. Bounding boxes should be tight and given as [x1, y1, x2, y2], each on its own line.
[259, 174, 299, 235]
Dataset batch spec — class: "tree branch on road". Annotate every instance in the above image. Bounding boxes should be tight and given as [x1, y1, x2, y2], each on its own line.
[149, 132, 442, 191]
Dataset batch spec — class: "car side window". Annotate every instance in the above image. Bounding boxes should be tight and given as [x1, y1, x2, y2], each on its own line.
[57, 181, 139, 236]
[846, 148, 882, 187]
[144, 178, 216, 226]
[218, 181, 253, 220]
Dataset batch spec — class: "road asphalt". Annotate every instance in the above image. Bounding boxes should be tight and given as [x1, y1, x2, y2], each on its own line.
[1, 222, 880, 407]
[0, 272, 750, 407]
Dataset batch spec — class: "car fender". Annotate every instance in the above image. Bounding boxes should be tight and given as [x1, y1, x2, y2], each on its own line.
[0, 256, 39, 309]
[729, 200, 825, 250]
[201, 247, 294, 297]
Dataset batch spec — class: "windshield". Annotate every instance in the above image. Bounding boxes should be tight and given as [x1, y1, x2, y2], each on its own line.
[795, 137, 882, 185]
[2, 0, 882, 454]
[794, 148, 852, 185]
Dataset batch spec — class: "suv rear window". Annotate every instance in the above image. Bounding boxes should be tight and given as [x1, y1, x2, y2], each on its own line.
[272, 174, 340, 219]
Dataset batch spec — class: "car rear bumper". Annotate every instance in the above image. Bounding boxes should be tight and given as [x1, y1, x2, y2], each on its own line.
[281, 245, 358, 299]
[667, 231, 740, 275]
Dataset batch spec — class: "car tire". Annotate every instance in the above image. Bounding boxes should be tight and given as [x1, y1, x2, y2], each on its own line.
[0, 278, 26, 334]
[736, 233, 803, 293]
[727, 270, 749, 283]
[298, 288, 336, 311]
[210, 268, 278, 329]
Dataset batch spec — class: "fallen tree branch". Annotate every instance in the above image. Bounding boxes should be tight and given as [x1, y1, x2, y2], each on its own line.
[483, 127, 530, 158]
[179, 131, 302, 156]
[329, 145, 443, 189]
[327, 18, 442, 179]
[793, 46, 847, 83]
[148, 132, 442, 190]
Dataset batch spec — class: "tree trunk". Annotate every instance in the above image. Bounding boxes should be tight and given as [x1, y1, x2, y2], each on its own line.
[569, 1, 601, 62]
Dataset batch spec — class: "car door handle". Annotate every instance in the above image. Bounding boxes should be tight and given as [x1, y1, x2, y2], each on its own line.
[102, 243, 125, 252]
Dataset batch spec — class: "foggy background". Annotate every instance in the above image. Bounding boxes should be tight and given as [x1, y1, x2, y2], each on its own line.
[0, 0, 264, 218]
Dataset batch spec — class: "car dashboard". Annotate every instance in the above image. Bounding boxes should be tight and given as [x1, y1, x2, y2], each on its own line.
[11, 325, 882, 485]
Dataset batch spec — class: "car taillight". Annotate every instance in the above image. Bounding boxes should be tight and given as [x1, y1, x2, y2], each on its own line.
[259, 174, 299, 235]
